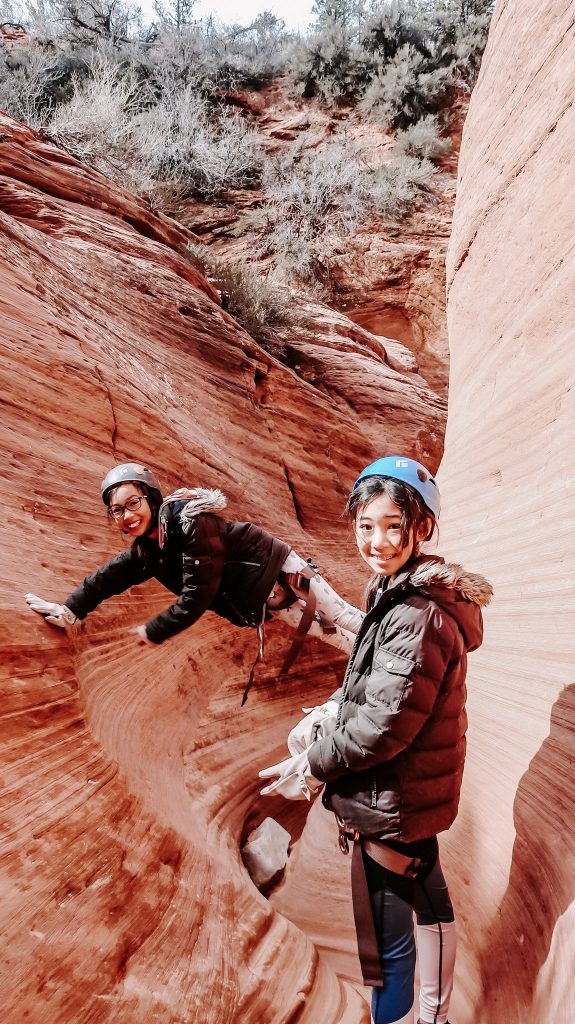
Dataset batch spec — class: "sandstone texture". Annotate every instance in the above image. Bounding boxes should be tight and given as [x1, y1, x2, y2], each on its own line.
[438, 2, 575, 1021]
[0, 112, 443, 1022]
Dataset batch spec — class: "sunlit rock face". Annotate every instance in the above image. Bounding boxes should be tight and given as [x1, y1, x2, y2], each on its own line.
[0, 113, 445, 1022]
[438, 2, 575, 1021]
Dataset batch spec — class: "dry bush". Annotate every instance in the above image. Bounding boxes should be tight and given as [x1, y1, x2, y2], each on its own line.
[42, 55, 264, 198]
[245, 134, 437, 283]
[186, 244, 309, 353]
[394, 113, 451, 161]
[132, 87, 264, 199]
[369, 152, 437, 220]
[44, 55, 146, 182]
[253, 135, 373, 283]
[0, 45, 61, 128]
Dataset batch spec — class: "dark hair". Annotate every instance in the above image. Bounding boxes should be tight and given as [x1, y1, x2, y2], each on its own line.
[106, 480, 163, 548]
[346, 476, 437, 610]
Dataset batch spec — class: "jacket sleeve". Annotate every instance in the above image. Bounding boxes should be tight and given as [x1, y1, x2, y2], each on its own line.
[144, 514, 226, 643]
[64, 548, 152, 620]
[308, 600, 458, 783]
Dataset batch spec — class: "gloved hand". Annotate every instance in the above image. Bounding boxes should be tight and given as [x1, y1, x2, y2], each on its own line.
[135, 624, 155, 646]
[259, 750, 322, 801]
[287, 699, 339, 755]
[24, 593, 77, 628]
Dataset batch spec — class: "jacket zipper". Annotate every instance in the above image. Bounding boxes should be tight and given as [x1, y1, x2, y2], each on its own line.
[335, 583, 408, 730]
[371, 773, 378, 809]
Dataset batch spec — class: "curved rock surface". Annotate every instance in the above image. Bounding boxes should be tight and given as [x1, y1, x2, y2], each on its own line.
[0, 112, 444, 1022]
[438, 2, 575, 1020]
[269, 5, 575, 1020]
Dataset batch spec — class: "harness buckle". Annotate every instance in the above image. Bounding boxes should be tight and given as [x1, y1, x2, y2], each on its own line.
[337, 817, 359, 856]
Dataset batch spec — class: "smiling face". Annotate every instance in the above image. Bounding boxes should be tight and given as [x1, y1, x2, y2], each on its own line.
[107, 482, 155, 538]
[354, 492, 430, 579]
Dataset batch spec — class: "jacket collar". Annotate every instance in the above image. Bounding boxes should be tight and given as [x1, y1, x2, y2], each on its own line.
[158, 488, 227, 548]
[388, 554, 493, 607]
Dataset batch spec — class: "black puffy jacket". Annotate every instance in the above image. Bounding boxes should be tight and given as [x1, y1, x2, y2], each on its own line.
[307, 556, 492, 842]
[65, 495, 290, 644]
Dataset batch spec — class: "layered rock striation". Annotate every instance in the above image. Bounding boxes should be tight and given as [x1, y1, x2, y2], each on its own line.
[438, 2, 575, 1020]
[0, 112, 444, 1022]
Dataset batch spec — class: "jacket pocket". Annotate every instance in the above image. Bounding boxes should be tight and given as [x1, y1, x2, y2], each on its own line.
[369, 647, 416, 712]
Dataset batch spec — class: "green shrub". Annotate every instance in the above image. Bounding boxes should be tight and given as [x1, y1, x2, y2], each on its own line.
[292, 17, 368, 102]
[295, 0, 493, 122]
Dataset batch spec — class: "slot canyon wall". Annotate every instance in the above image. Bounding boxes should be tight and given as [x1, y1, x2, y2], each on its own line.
[2, 0, 575, 1019]
[437, 1, 575, 1021]
[0, 113, 442, 1022]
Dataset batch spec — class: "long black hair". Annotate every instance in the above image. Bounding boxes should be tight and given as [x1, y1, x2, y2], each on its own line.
[346, 476, 437, 610]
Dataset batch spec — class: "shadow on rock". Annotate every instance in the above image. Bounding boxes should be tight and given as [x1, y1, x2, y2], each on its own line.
[478, 684, 575, 1023]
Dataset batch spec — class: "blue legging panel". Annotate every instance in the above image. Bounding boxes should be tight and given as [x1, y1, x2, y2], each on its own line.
[364, 852, 454, 1024]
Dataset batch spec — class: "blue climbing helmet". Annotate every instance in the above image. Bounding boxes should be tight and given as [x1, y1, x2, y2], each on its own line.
[353, 456, 441, 520]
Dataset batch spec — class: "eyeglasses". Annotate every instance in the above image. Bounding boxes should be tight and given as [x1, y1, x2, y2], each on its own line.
[108, 495, 148, 520]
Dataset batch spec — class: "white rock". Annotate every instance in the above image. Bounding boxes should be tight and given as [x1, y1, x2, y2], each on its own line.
[241, 817, 291, 891]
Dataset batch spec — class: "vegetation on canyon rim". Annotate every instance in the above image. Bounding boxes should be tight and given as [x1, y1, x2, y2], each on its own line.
[0, 0, 493, 301]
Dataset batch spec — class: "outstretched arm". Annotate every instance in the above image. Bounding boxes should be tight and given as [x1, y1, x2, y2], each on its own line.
[64, 548, 152, 619]
[25, 547, 152, 629]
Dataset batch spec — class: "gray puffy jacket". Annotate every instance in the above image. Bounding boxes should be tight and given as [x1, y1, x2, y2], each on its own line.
[307, 556, 493, 842]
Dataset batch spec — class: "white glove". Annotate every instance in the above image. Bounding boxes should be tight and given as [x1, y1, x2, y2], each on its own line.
[135, 624, 155, 646]
[259, 750, 322, 801]
[287, 699, 339, 755]
[24, 593, 77, 628]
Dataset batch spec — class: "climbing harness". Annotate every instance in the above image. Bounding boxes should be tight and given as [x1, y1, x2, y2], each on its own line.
[278, 562, 321, 675]
[241, 606, 267, 707]
[336, 817, 448, 1022]
[241, 560, 331, 705]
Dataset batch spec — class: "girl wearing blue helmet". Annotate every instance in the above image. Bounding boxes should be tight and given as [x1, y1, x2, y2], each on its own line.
[25, 462, 364, 703]
[260, 456, 492, 1024]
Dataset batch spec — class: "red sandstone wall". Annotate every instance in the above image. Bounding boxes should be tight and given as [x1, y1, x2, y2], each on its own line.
[0, 113, 444, 1022]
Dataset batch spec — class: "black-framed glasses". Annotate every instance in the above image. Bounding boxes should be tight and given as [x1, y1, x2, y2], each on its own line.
[108, 495, 148, 520]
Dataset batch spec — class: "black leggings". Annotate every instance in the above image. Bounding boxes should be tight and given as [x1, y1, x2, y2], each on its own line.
[364, 839, 456, 1024]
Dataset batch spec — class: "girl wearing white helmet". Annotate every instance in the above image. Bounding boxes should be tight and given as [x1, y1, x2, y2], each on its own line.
[25, 462, 364, 703]
[260, 456, 492, 1024]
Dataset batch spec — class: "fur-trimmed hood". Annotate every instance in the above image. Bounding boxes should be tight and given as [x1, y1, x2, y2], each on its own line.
[177, 487, 227, 520]
[407, 556, 493, 607]
[393, 554, 492, 652]
[158, 488, 227, 548]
